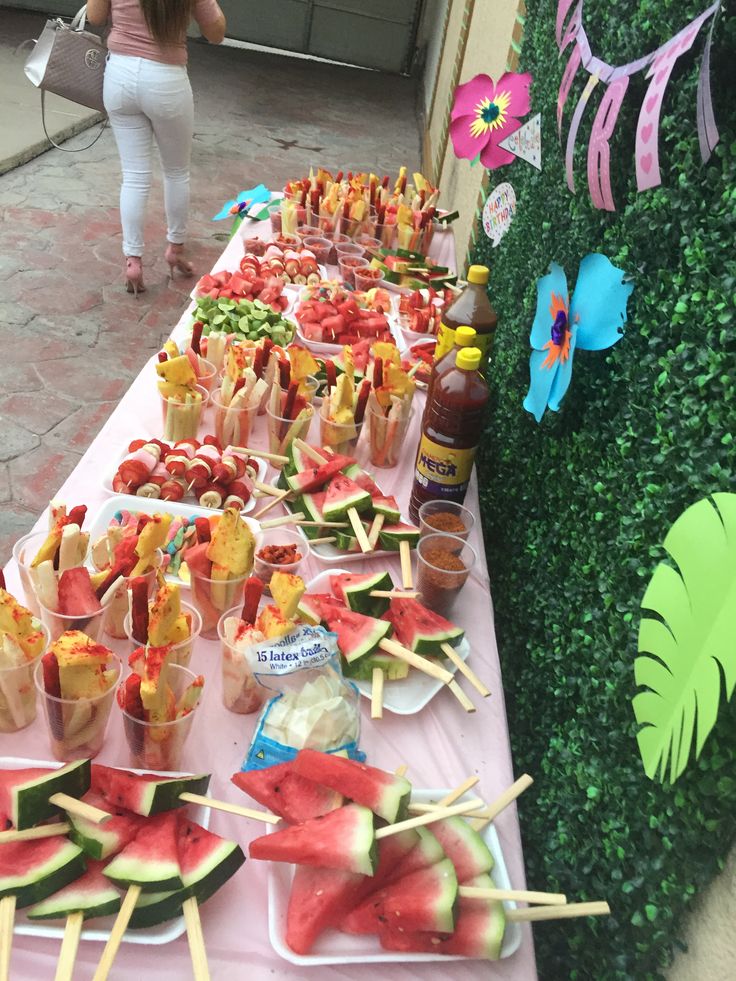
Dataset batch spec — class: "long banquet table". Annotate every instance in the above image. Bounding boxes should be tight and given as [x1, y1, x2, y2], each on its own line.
[2, 216, 537, 980]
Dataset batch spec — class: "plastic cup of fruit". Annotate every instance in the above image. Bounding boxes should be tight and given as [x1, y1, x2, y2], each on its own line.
[217, 607, 264, 715]
[335, 242, 364, 259]
[13, 530, 54, 619]
[418, 501, 476, 543]
[0, 622, 50, 733]
[269, 209, 282, 236]
[159, 385, 208, 442]
[242, 236, 267, 256]
[419, 220, 437, 254]
[338, 256, 369, 289]
[119, 664, 202, 771]
[266, 402, 314, 459]
[415, 534, 478, 618]
[188, 568, 250, 640]
[37, 597, 110, 644]
[279, 375, 319, 406]
[295, 224, 314, 244]
[253, 529, 307, 590]
[319, 415, 364, 456]
[211, 389, 259, 448]
[365, 404, 413, 469]
[195, 358, 218, 394]
[302, 236, 332, 265]
[34, 653, 122, 762]
[104, 549, 163, 640]
[124, 601, 202, 669]
[309, 210, 335, 236]
[274, 234, 301, 251]
[355, 234, 381, 251]
[354, 267, 385, 293]
[374, 222, 395, 249]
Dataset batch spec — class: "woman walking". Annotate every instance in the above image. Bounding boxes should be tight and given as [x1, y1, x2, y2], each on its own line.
[87, 0, 226, 295]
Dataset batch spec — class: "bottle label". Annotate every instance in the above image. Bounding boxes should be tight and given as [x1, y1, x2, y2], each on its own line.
[413, 435, 478, 498]
[435, 322, 490, 362]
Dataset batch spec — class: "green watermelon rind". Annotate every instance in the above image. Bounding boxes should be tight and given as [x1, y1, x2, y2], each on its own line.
[383, 856, 458, 934]
[460, 872, 506, 960]
[430, 815, 494, 882]
[67, 809, 141, 861]
[342, 652, 410, 682]
[413, 630, 465, 657]
[377, 525, 420, 551]
[103, 852, 183, 893]
[293, 752, 411, 825]
[98, 771, 210, 816]
[331, 572, 393, 617]
[372, 499, 401, 523]
[322, 477, 372, 521]
[0, 840, 86, 909]
[27, 877, 122, 921]
[12, 759, 91, 830]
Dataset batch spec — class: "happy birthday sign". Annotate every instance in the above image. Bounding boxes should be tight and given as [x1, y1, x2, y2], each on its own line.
[483, 183, 517, 247]
[556, 0, 720, 210]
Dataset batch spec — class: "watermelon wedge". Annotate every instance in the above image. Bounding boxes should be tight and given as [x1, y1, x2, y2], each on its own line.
[322, 475, 372, 520]
[330, 572, 393, 617]
[292, 750, 411, 824]
[430, 815, 494, 882]
[0, 759, 90, 830]
[27, 859, 121, 921]
[295, 592, 333, 624]
[318, 605, 392, 664]
[57, 568, 102, 617]
[378, 522, 420, 551]
[286, 455, 355, 494]
[372, 496, 401, 524]
[342, 650, 410, 682]
[103, 810, 183, 892]
[0, 836, 86, 908]
[385, 826, 446, 885]
[92, 764, 210, 816]
[68, 790, 146, 860]
[384, 597, 464, 656]
[250, 803, 376, 876]
[231, 762, 342, 824]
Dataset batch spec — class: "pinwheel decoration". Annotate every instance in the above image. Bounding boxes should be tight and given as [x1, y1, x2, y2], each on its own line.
[212, 184, 271, 221]
[450, 72, 532, 169]
[523, 254, 633, 423]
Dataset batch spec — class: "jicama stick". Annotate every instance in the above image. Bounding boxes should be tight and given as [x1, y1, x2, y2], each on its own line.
[371, 667, 384, 720]
[91, 884, 141, 981]
[376, 798, 485, 839]
[253, 480, 284, 498]
[0, 895, 15, 981]
[348, 509, 372, 553]
[399, 540, 413, 589]
[458, 886, 567, 906]
[231, 446, 289, 466]
[506, 901, 610, 923]
[182, 897, 210, 981]
[178, 793, 280, 825]
[55, 910, 84, 981]
[0, 822, 70, 843]
[441, 642, 491, 698]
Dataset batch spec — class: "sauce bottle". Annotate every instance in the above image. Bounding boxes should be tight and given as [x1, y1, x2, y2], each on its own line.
[409, 347, 489, 522]
[434, 265, 498, 366]
[426, 324, 477, 404]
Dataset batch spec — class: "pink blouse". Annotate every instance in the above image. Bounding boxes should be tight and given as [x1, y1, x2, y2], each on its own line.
[107, 0, 221, 66]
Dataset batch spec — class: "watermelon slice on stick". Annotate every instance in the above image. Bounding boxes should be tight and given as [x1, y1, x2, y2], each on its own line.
[292, 750, 412, 823]
[0, 760, 93, 831]
[231, 762, 342, 824]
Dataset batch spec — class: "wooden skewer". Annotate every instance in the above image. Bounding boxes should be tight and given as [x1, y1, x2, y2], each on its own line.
[375, 798, 485, 839]
[55, 911, 84, 981]
[439, 776, 480, 806]
[307, 536, 337, 546]
[348, 508, 373, 553]
[231, 446, 289, 465]
[469, 774, 534, 831]
[506, 901, 610, 923]
[394, 764, 408, 778]
[458, 886, 567, 906]
[369, 590, 418, 599]
[293, 520, 350, 529]
[409, 800, 486, 815]
[49, 794, 111, 825]
[447, 679, 476, 713]
[378, 638, 453, 684]
[371, 667, 384, 720]
[252, 480, 284, 498]
[253, 490, 291, 521]
[182, 897, 210, 981]
[367, 513, 385, 548]
[441, 642, 491, 698]
[399, 540, 413, 589]
[179, 793, 280, 825]
[258, 511, 305, 530]
[91, 884, 141, 981]
[292, 439, 327, 464]
[0, 895, 16, 981]
[0, 822, 70, 843]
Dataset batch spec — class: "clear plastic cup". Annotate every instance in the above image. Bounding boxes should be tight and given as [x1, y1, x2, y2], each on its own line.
[415, 534, 477, 618]
[242, 236, 267, 256]
[217, 606, 264, 715]
[355, 234, 381, 251]
[280, 376, 319, 406]
[302, 237, 333, 265]
[13, 530, 52, 618]
[309, 210, 335, 236]
[354, 267, 385, 293]
[334, 242, 364, 259]
[159, 385, 208, 442]
[211, 390, 258, 447]
[418, 501, 476, 543]
[188, 568, 250, 639]
[319, 414, 363, 456]
[338, 256, 369, 288]
[253, 529, 307, 589]
[295, 224, 314, 244]
[366, 404, 413, 469]
[124, 600, 202, 669]
[195, 358, 218, 394]
[38, 597, 110, 644]
[269, 209, 282, 236]
[266, 402, 314, 458]
[332, 232, 351, 248]
[34, 652, 121, 761]
[103, 550, 163, 640]
[0, 623, 49, 733]
[375, 222, 394, 249]
[119, 664, 202, 770]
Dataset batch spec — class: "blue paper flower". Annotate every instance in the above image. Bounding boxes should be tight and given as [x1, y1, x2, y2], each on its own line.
[523, 254, 633, 423]
[212, 184, 271, 221]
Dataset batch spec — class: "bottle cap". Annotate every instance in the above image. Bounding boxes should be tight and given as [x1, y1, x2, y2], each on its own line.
[467, 265, 489, 285]
[455, 326, 477, 347]
[457, 347, 482, 371]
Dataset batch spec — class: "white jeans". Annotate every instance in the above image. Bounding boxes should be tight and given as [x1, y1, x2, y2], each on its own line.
[103, 53, 194, 257]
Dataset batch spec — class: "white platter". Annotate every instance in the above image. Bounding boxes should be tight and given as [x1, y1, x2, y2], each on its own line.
[100, 443, 267, 517]
[2, 757, 211, 946]
[87, 495, 261, 587]
[266, 787, 522, 965]
[306, 569, 470, 715]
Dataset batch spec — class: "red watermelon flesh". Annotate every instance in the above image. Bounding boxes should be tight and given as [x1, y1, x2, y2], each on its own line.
[429, 815, 494, 882]
[231, 762, 343, 824]
[182, 541, 212, 578]
[322, 475, 372, 519]
[383, 826, 446, 886]
[292, 750, 410, 824]
[351, 472, 382, 498]
[384, 597, 464, 656]
[317, 606, 392, 665]
[68, 789, 145, 860]
[250, 803, 376, 876]
[287, 455, 356, 494]
[57, 568, 102, 617]
[91, 764, 210, 816]
[103, 810, 183, 892]
[176, 816, 246, 895]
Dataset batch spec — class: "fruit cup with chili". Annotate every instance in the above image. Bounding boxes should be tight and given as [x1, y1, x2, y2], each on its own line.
[253, 529, 307, 591]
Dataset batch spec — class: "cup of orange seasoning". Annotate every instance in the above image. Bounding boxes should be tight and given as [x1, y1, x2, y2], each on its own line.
[418, 501, 476, 543]
[415, 533, 477, 617]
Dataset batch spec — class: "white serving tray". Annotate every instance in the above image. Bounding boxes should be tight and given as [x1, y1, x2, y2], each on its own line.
[306, 570, 470, 715]
[100, 443, 267, 517]
[294, 307, 406, 357]
[3, 757, 211, 946]
[87, 496, 261, 586]
[266, 787, 521, 965]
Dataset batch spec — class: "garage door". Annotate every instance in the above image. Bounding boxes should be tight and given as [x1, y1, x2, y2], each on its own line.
[219, 0, 423, 74]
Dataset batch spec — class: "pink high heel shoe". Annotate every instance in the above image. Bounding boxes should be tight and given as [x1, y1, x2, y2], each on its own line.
[165, 243, 194, 279]
[125, 256, 145, 298]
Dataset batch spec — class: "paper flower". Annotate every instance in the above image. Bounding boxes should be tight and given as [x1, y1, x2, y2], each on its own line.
[450, 72, 532, 169]
[213, 184, 271, 221]
[523, 254, 633, 423]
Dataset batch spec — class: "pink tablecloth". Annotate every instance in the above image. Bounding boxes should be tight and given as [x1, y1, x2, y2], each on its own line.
[2, 219, 537, 980]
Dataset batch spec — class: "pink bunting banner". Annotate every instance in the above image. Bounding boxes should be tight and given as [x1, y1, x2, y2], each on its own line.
[556, 0, 721, 211]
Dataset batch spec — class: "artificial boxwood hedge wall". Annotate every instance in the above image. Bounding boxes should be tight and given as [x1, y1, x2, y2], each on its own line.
[471, 0, 735, 977]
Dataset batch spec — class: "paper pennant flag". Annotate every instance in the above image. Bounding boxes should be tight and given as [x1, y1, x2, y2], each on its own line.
[498, 113, 542, 170]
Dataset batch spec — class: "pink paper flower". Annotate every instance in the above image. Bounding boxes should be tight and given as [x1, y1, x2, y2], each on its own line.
[450, 72, 532, 169]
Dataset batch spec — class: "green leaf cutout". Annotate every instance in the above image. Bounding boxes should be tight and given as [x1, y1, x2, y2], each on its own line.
[633, 493, 736, 783]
